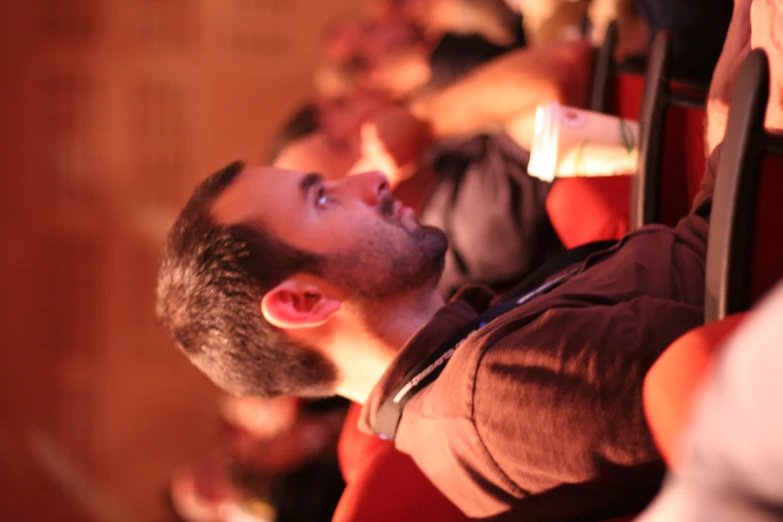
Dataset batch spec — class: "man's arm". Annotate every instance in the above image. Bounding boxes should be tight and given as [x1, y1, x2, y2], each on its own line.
[693, 1, 753, 210]
[704, 0, 752, 158]
[352, 40, 593, 186]
[400, 299, 704, 518]
[409, 39, 594, 144]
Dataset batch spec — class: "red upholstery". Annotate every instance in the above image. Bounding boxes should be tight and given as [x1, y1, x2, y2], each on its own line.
[335, 404, 641, 521]
[658, 104, 706, 226]
[545, 72, 641, 248]
[643, 314, 748, 470]
[611, 73, 707, 228]
[611, 72, 645, 120]
[546, 175, 631, 248]
[334, 403, 469, 522]
[751, 155, 783, 303]
[547, 72, 709, 248]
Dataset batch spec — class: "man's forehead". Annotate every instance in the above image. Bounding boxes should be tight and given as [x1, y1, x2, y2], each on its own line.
[210, 165, 299, 227]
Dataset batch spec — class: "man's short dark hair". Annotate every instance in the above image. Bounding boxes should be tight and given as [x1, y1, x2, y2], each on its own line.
[156, 161, 339, 398]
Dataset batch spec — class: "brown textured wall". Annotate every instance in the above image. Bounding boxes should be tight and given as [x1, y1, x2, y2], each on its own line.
[0, 1, 365, 520]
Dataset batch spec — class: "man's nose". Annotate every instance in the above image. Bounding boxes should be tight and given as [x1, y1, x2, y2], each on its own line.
[344, 170, 390, 206]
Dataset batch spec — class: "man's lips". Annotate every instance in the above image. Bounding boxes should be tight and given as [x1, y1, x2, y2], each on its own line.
[393, 200, 411, 221]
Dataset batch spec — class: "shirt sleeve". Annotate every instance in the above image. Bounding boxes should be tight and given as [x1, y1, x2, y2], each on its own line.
[472, 297, 704, 518]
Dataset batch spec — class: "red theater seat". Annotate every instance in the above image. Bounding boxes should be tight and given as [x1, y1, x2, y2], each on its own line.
[611, 71, 644, 120]
[545, 71, 640, 248]
[750, 154, 783, 303]
[658, 102, 705, 227]
[705, 49, 783, 319]
[645, 49, 783, 473]
[335, 403, 638, 522]
[631, 32, 708, 230]
[642, 314, 747, 470]
[546, 176, 631, 248]
[549, 33, 707, 248]
[333, 403, 469, 522]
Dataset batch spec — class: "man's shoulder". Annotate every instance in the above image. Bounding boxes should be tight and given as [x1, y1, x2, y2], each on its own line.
[421, 310, 546, 421]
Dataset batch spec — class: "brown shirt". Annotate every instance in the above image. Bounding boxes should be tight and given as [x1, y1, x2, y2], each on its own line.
[359, 207, 710, 520]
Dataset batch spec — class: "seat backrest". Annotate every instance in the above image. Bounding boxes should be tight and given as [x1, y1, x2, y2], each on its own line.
[706, 48, 783, 321]
[645, 49, 783, 470]
[632, 31, 708, 230]
[609, 71, 644, 120]
[750, 154, 783, 303]
[657, 101, 706, 227]
[590, 30, 707, 231]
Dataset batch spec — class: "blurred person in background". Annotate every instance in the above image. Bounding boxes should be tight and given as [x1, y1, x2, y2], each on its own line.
[375, 0, 526, 46]
[315, 1, 527, 101]
[634, 0, 734, 80]
[502, 0, 734, 80]
[170, 395, 347, 522]
[502, 0, 648, 56]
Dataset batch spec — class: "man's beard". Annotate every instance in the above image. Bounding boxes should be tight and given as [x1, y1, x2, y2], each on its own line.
[320, 196, 448, 301]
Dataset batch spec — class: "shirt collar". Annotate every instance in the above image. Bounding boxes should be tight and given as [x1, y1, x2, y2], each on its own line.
[358, 285, 495, 434]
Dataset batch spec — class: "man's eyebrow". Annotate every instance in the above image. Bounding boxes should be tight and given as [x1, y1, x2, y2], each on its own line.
[299, 172, 323, 202]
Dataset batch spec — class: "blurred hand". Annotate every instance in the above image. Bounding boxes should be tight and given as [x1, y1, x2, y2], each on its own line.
[396, 0, 463, 37]
[350, 105, 432, 186]
[219, 396, 299, 441]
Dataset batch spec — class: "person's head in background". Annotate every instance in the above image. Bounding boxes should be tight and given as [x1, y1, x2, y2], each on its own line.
[376, 0, 523, 46]
[265, 88, 394, 165]
[316, 88, 392, 144]
[750, 0, 783, 130]
[316, 16, 431, 100]
[275, 91, 431, 187]
[156, 159, 448, 402]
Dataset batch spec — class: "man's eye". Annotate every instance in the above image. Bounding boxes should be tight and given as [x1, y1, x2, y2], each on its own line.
[316, 187, 331, 207]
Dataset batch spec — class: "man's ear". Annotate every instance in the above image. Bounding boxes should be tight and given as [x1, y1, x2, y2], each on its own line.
[260, 278, 341, 330]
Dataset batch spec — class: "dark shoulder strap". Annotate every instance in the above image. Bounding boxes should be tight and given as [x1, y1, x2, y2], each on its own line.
[500, 240, 617, 300]
[373, 239, 618, 440]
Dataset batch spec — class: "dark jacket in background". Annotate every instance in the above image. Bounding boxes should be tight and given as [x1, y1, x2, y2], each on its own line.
[419, 132, 562, 297]
[429, 26, 526, 88]
[635, 0, 733, 81]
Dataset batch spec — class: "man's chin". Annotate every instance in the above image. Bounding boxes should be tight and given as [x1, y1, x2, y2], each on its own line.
[419, 226, 449, 277]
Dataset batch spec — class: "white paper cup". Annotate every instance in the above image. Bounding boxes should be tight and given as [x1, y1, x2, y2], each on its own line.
[528, 102, 639, 182]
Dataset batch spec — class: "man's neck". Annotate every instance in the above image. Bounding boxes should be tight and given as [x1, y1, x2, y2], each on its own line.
[333, 289, 445, 404]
